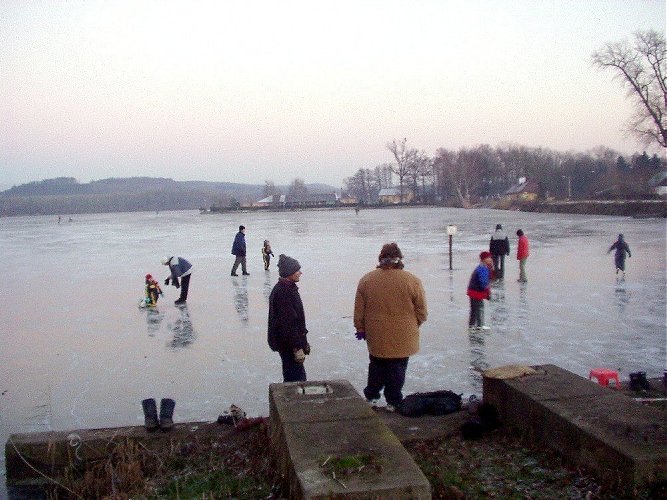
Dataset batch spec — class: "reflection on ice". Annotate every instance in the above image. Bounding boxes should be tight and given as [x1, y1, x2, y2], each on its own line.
[168, 306, 196, 349]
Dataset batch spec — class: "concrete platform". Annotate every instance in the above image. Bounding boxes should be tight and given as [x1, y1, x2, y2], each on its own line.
[483, 364, 667, 488]
[269, 379, 431, 499]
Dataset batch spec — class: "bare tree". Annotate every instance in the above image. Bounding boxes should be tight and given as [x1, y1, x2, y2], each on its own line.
[386, 138, 417, 203]
[287, 178, 308, 203]
[263, 180, 280, 198]
[592, 30, 667, 148]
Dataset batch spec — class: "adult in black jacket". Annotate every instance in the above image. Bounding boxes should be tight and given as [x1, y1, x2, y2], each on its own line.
[268, 254, 309, 382]
[489, 224, 510, 280]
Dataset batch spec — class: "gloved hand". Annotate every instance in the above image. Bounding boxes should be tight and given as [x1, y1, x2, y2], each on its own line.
[303, 343, 311, 355]
[173, 277, 180, 288]
[355, 331, 366, 340]
[164, 278, 170, 286]
[294, 349, 306, 363]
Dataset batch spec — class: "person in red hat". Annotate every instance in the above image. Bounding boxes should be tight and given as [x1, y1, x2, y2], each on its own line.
[143, 273, 163, 307]
[466, 251, 494, 330]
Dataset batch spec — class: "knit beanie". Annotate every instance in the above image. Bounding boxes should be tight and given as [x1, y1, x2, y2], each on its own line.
[278, 254, 301, 277]
[480, 251, 492, 260]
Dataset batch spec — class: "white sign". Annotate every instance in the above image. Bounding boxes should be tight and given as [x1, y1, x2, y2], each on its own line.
[447, 225, 457, 235]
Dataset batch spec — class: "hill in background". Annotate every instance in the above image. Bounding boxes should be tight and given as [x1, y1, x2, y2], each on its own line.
[0, 177, 338, 216]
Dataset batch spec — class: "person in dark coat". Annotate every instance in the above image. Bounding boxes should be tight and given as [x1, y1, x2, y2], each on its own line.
[268, 254, 309, 382]
[489, 224, 510, 280]
[608, 234, 631, 276]
[161, 256, 193, 305]
[467, 251, 493, 330]
[231, 225, 249, 276]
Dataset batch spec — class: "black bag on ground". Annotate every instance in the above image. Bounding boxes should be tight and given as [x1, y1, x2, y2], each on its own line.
[398, 390, 462, 417]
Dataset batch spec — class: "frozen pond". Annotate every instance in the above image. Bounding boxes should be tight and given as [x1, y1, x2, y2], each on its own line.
[1, 207, 665, 490]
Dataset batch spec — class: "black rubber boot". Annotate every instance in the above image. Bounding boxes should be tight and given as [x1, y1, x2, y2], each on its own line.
[141, 398, 159, 431]
[159, 398, 175, 431]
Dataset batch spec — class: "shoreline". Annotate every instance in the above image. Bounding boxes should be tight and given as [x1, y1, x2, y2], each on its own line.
[201, 198, 667, 218]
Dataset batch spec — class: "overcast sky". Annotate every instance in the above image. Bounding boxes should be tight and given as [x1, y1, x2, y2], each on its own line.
[0, 1, 664, 188]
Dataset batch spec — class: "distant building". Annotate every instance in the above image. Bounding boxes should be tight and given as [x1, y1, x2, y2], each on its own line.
[648, 171, 667, 197]
[504, 179, 539, 201]
[378, 187, 412, 204]
[253, 192, 340, 208]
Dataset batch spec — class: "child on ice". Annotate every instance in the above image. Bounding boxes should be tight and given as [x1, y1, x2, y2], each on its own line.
[143, 273, 163, 307]
[262, 240, 275, 270]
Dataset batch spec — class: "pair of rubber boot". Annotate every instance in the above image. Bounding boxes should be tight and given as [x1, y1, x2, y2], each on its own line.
[142, 398, 175, 431]
[629, 371, 650, 391]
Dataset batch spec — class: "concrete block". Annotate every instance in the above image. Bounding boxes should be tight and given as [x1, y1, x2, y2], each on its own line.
[483, 364, 667, 488]
[270, 380, 431, 499]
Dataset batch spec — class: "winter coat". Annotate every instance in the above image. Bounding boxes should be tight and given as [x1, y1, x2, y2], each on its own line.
[609, 237, 631, 269]
[268, 278, 308, 353]
[517, 235, 530, 260]
[231, 232, 246, 256]
[489, 230, 510, 256]
[609, 238, 631, 260]
[354, 267, 427, 359]
[168, 257, 192, 279]
[467, 264, 491, 301]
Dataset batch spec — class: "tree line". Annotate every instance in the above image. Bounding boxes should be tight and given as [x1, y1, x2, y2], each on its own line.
[344, 141, 664, 207]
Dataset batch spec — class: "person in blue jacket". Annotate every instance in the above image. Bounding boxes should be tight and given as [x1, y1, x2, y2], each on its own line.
[608, 234, 631, 276]
[162, 256, 193, 305]
[231, 225, 249, 276]
[467, 251, 493, 330]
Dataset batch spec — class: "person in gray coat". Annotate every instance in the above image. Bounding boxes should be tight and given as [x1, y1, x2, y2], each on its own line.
[162, 256, 193, 305]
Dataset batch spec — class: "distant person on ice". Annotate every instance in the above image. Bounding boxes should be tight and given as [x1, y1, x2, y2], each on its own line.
[162, 256, 193, 305]
[268, 254, 310, 382]
[231, 225, 249, 276]
[262, 240, 274, 270]
[467, 251, 493, 331]
[516, 229, 530, 282]
[608, 234, 631, 276]
[354, 243, 427, 412]
[489, 224, 510, 280]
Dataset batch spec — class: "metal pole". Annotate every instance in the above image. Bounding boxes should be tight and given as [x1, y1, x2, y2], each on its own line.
[449, 234, 453, 270]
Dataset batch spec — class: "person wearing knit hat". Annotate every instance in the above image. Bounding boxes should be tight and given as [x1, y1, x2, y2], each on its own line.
[466, 251, 494, 330]
[489, 223, 510, 280]
[354, 243, 427, 411]
[161, 256, 193, 305]
[268, 254, 310, 382]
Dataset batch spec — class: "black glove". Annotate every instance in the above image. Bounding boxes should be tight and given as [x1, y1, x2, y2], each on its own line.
[173, 277, 180, 288]
[164, 278, 170, 286]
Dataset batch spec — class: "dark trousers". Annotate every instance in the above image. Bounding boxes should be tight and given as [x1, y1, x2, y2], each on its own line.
[279, 350, 306, 382]
[469, 297, 484, 327]
[179, 274, 191, 301]
[492, 254, 505, 279]
[231, 256, 247, 275]
[363, 355, 409, 407]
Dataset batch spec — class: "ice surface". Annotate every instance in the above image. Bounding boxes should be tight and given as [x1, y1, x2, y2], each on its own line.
[0, 207, 665, 489]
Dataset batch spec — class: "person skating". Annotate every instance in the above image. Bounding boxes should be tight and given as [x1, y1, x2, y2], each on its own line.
[608, 233, 631, 276]
[354, 243, 427, 411]
[162, 256, 193, 305]
[467, 251, 493, 330]
[268, 254, 310, 382]
[516, 229, 530, 282]
[231, 225, 249, 276]
[262, 240, 274, 270]
[489, 224, 510, 280]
